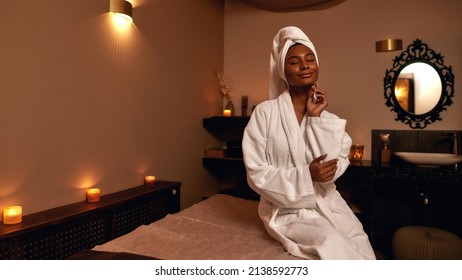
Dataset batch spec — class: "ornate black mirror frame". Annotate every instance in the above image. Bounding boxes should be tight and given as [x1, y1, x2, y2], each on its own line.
[383, 39, 455, 129]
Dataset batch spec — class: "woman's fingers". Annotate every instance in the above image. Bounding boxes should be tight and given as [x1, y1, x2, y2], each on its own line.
[310, 155, 338, 182]
[318, 159, 338, 182]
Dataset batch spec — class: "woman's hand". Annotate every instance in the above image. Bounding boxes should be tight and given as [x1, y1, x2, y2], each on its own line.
[307, 83, 328, 117]
[309, 154, 338, 182]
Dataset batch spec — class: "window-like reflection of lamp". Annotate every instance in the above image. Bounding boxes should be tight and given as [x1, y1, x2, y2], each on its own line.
[394, 74, 414, 113]
[110, 0, 133, 22]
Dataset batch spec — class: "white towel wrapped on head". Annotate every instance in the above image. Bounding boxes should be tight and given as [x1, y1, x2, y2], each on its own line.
[269, 26, 318, 100]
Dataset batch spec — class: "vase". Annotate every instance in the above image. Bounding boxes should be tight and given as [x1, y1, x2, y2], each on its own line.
[241, 96, 248, 117]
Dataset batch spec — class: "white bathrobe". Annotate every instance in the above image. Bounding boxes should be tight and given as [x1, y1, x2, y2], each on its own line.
[242, 91, 376, 260]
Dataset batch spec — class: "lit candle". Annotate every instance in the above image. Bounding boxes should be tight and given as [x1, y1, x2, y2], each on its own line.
[3, 206, 22, 225]
[223, 109, 232, 117]
[86, 188, 101, 202]
[144, 175, 156, 187]
[350, 144, 364, 160]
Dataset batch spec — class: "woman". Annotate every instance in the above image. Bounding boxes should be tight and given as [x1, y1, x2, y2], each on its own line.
[242, 26, 375, 260]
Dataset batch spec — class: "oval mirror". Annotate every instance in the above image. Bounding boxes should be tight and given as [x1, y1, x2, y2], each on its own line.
[383, 39, 455, 129]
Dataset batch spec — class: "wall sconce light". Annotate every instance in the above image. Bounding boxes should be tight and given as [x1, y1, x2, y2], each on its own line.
[375, 39, 403, 52]
[110, 0, 133, 22]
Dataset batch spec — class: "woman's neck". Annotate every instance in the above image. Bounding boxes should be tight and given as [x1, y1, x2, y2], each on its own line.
[289, 86, 312, 123]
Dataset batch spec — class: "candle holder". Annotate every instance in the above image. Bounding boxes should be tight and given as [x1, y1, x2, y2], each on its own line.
[86, 188, 101, 202]
[224, 98, 234, 116]
[3, 206, 22, 225]
[350, 144, 364, 161]
[144, 175, 156, 187]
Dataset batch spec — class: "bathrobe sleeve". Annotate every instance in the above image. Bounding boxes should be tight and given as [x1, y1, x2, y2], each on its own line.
[242, 102, 316, 209]
[306, 112, 352, 191]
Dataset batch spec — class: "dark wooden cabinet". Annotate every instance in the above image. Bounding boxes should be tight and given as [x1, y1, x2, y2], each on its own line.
[203, 119, 462, 259]
[203, 117, 249, 184]
[336, 162, 461, 258]
[0, 181, 181, 259]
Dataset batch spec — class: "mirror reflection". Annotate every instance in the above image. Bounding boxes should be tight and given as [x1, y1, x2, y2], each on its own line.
[383, 39, 455, 129]
[394, 62, 442, 115]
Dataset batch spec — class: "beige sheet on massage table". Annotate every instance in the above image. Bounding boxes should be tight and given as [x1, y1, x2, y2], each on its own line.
[92, 194, 301, 260]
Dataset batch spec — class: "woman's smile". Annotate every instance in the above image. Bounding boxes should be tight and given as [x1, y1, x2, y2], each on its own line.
[298, 72, 314, 79]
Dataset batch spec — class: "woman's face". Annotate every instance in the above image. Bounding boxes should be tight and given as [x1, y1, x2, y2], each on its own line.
[284, 44, 318, 87]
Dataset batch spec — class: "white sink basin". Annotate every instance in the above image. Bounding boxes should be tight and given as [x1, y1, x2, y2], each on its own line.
[395, 152, 462, 166]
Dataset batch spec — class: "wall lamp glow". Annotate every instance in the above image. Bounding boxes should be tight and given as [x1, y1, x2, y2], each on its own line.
[375, 39, 403, 52]
[110, 0, 133, 22]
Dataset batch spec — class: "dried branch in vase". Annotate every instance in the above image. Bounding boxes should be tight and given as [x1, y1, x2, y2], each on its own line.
[214, 71, 232, 100]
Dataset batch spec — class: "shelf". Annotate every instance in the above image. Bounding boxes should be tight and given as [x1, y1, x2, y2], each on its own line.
[203, 156, 244, 167]
[203, 116, 250, 141]
[202, 117, 248, 185]
[203, 116, 250, 127]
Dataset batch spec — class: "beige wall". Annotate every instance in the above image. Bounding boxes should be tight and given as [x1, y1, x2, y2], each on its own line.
[224, 0, 462, 159]
[2, 0, 461, 218]
[0, 0, 224, 216]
